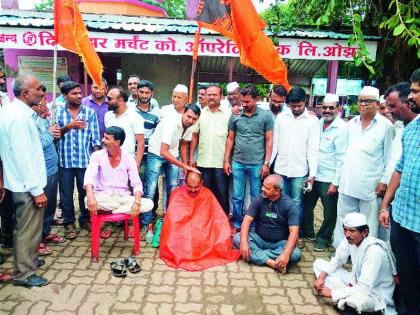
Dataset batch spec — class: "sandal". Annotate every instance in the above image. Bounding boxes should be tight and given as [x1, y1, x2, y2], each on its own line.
[110, 261, 127, 277]
[44, 233, 66, 244]
[64, 225, 79, 240]
[100, 229, 113, 239]
[123, 256, 141, 273]
[0, 272, 12, 282]
[38, 243, 53, 256]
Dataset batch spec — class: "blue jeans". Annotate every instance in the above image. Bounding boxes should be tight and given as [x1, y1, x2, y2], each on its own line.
[231, 161, 262, 228]
[233, 231, 301, 266]
[42, 172, 58, 239]
[143, 153, 179, 227]
[281, 176, 305, 236]
[59, 167, 90, 226]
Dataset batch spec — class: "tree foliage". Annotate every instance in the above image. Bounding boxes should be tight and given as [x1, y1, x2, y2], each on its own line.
[259, 0, 419, 88]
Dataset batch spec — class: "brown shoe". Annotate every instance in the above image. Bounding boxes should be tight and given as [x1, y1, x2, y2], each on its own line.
[64, 224, 79, 240]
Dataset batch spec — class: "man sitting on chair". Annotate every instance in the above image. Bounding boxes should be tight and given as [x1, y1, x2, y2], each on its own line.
[84, 126, 153, 217]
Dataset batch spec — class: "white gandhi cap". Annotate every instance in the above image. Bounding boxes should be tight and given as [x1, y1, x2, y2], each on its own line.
[323, 93, 339, 104]
[360, 86, 380, 101]
[343, 213, 367, 228]
[173, 84, 188, 94]
[227, 81, 240, 93]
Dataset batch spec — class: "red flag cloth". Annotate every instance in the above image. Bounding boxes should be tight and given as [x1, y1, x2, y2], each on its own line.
[160, 186, 240, 271]
[54, 0, 103, 86]
[186, 0, 290, 90]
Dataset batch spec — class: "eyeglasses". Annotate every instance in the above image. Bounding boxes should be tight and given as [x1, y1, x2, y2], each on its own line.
[357, 99, 377, 105]
[321, 105, 337, 110]
[106, 96, 113, 101]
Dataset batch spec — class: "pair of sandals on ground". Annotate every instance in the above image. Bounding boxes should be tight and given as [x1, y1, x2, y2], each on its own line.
[110, 256, 141, 277]
[38, 233, 66, 256]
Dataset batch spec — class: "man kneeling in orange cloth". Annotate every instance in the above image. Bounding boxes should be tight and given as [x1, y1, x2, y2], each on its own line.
[160, 172, 240, 271]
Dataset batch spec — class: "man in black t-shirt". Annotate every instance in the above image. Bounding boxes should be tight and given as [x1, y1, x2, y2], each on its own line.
[233, 175, 301, 273]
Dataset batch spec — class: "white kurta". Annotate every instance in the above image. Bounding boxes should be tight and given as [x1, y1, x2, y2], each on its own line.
[314, 236, 397, 315]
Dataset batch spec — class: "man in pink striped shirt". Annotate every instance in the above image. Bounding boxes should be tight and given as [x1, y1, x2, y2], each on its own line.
[84, 126, 153, 216]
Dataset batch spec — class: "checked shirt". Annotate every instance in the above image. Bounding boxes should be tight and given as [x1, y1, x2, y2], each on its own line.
[57, 104, 101, 169]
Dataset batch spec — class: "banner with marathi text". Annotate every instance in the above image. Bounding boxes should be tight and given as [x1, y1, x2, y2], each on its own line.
[0, 28, 378, 61]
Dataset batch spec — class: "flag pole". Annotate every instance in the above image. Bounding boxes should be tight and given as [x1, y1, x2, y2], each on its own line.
[51, 43, 58, 125]
[188, 25, 201, 104]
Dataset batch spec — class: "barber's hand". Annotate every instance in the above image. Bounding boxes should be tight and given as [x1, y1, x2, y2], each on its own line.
[33, 193, 48, 209]
[87, 195, 98, 215]
[188, 159, 196, 168]
[49, 124, 61, 139]
[184, 165, 201, 174]
[260, 165, 269, 179]
[313, 277, 325, 293]
[131, 200, 141, 219]
[326, 184, 338, 196]
[274, 253, 290, 270]
[240, 243, 251, 262]
[223, 161, 232, 176]
[375, 183, 387, 198]
[379, 209, 390, 229]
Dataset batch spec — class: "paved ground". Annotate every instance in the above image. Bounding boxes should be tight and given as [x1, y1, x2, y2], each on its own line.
[0, 203, 340, 315]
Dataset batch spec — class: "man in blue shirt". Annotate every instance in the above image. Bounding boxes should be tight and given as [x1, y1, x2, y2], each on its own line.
[302, 94, 348, 251]
[233, 175, 301, 273]
[0, 75, 48, 287]
[33, 86, 64, 256]
[380, 68, 420, 315]
[57, 81, 101, 240]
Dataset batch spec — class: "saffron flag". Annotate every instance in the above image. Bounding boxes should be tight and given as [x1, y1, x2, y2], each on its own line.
[187, 0, 290, 90]
[54, 0, 103, 86]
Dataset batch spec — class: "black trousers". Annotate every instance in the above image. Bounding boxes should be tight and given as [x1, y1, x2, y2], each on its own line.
[0, 189, 15, 247]
[390, 216, 420, 315]
[198, 167, 230, 216]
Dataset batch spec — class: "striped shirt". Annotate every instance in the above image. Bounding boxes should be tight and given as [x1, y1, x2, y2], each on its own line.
[134, 104, 160, 155]
[392, 116, 420, 232]
[57, 104, 101, 168]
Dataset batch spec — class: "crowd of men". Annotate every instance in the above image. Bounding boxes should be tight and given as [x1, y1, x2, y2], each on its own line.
[0, 65, 419, 315]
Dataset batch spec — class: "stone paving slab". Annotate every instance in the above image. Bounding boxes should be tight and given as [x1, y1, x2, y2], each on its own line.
[0, 205, 340, 315]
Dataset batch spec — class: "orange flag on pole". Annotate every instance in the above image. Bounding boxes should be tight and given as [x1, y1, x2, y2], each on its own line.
[54, 0, 103, 86]
[187, 0, 290, 90]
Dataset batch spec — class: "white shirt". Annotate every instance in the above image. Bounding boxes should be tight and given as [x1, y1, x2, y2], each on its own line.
[148, 115, 194, 158]
[104, 108, 144, 157]
[0, 99, 47, 196]
[339, 114, 395, 200]
[271, 109, 320, 177]
[0, 91, 10, 107]
[159, 104, 182, 120]
[321, 236, 396, 314]
[316, 116, 349, 185]
[384, 121, 406, 184]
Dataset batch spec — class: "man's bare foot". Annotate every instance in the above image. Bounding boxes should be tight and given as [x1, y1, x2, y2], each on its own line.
[266, 259, 287, 274]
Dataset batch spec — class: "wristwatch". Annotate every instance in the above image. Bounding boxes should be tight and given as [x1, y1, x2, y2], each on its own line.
[264, 161, 270, 167]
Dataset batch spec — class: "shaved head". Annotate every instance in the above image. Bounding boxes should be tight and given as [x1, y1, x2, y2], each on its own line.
[186, 171, 202, 197]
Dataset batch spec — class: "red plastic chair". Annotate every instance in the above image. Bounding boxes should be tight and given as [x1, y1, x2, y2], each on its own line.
[90, 212, 140, 262]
